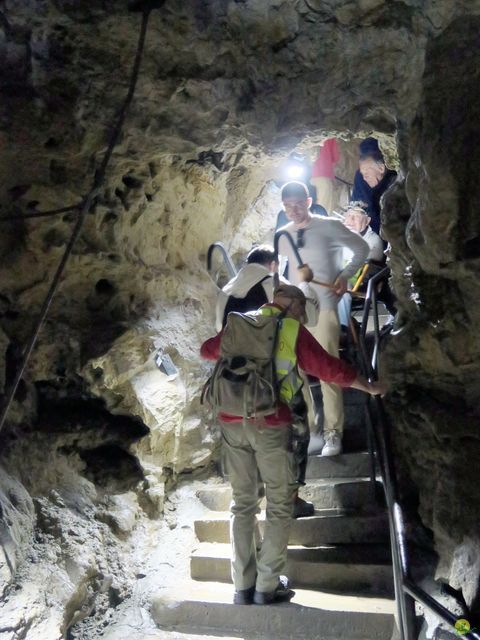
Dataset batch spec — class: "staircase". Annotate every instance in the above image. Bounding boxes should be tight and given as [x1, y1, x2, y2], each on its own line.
[152, 392, 398, 639]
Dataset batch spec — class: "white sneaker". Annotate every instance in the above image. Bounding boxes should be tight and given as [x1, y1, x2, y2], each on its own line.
[308, 432, 325, 455]
[321, 433, 342, 457]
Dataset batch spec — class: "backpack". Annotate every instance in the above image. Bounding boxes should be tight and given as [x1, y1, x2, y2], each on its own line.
[221, 276, 271, 328]
[202, 310, 286, 420]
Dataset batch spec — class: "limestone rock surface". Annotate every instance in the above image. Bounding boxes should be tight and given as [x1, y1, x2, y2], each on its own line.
[1, 0, 480, 636]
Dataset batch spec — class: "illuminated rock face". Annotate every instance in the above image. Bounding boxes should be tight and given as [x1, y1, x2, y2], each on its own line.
[1, 0, 480, 634]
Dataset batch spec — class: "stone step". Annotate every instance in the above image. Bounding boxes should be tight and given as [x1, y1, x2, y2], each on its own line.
[151, 580, 396, 640]
[194, 510, 389, 546]
[191, 543, 394, 595]
[196, 478, 384, 513]
[306, 451, 373, 479]
[340, 426, 369, 452]
[302, 478, 384, 512]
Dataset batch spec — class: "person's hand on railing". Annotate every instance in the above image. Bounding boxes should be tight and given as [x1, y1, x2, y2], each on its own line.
[367, 380, 388, 396]
[351, 376, 388, 397]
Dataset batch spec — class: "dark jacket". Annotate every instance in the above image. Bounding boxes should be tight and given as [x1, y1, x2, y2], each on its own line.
[351, 169, 397, 234]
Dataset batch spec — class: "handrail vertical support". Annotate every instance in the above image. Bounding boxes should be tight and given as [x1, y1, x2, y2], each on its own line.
[206, 242, 237, 280]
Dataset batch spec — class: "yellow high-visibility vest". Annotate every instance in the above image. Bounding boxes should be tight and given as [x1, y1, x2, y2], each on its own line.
[258, 306, 304, 405]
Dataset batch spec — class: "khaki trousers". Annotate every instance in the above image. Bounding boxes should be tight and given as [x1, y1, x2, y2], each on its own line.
[311, 176, 335, 213]
[220, 422, 298, 593]
[307, 309, 344, 435]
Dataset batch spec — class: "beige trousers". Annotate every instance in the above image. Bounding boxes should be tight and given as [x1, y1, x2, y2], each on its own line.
[220, 422, 298, 593]
[307, 309, 344, 435]
[311, 176, 335, 213]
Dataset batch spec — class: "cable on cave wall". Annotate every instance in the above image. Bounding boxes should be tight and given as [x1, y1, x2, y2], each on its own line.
[0, 1, 167, 436]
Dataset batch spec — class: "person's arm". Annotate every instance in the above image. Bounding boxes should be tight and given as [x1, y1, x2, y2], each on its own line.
[296, 326, 387, 395]
[200, 333, 222, 361]
[365, 228, 385, 263]
[215, 290, 228, 332]
[296, 325, 357, 386]
[334, 223, 370, 282]
[277, 230, 296, 281]
[350, 376, 387, 396]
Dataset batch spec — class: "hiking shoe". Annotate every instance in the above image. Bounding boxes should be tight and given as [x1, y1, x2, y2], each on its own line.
[253, 575, 295, 605]
[321, 432, 342, 457]
[233, 586, 255, 605]
[293, 496, 315, 519]
[307, 432, 325, 455]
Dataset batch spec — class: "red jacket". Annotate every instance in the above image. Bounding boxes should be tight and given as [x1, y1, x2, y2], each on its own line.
[200, 312, 356, 427]
[311, 138, 340, 180]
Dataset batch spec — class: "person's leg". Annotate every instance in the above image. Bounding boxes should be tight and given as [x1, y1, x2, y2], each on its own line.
[311, 176, 335, 213]
[220, 422, 260, 596]
[253, 426, 298, 597]
[309, 309, 343, 436]
[337, 293, 352, 329]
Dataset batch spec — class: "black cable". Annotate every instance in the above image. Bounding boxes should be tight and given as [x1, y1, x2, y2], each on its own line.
[0, 7, 155, 436]
[0, 204, 83, 222]
[334, 175, 353, 187]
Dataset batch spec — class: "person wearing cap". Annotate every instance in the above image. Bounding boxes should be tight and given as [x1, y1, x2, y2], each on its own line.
[343, 202, 384, 263]
[351, 137, 397, 234]
[277, 181, 369, 457]
[201, 284, 386, 607]
[342, 202, 397, 316]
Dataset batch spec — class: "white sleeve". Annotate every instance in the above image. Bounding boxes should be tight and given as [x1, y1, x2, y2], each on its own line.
[366, 231, 385, 263]
[336, 225, 370, 280]
[215, 290, 228, 332]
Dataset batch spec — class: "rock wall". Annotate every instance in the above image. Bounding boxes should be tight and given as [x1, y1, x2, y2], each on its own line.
[382, 14, 480, 613]
[1, 0, 480, 635]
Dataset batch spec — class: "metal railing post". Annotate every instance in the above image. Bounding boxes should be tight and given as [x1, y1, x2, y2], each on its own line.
[206, 242, 237, 280]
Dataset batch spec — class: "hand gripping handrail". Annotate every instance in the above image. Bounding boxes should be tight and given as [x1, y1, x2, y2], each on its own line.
[357, 270, 480, 640]
[206, 242, 238, 280]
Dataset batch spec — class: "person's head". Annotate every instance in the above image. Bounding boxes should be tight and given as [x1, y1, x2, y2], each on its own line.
[343, 203, 371, 234]
[281, 181, 312, 227]
[358, 138, 386, 188]
[246, 245, 277, 272]
[359, 157, 386, 188]
[273, 283, 307, 324]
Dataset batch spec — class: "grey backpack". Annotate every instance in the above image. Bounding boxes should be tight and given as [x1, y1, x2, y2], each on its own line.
[202, 310, 285, 420]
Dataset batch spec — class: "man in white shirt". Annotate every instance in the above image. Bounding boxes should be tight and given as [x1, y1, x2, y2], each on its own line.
[277, 182, 369, 456]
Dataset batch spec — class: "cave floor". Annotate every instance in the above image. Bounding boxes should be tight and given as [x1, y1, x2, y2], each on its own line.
[89, 467, 396, 640]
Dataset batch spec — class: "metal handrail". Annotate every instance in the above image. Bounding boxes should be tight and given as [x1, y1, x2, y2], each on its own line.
[357, 269, 480, 640]
[273, 229, 304, 266]
[206, 242, 237, 280]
